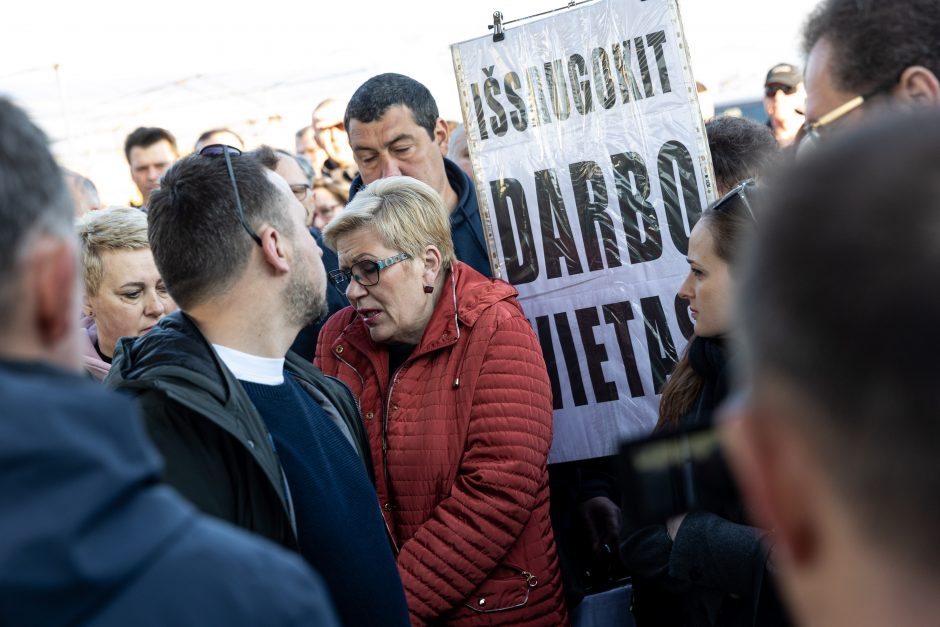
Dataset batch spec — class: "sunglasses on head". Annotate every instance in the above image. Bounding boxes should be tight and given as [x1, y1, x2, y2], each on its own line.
[198, 144, 262, 246]
[765, 84, 798, 98]
[710, 178, 758, 223]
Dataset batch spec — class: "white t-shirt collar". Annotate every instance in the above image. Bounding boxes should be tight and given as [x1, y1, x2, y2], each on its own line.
[212, 344, 285, 385]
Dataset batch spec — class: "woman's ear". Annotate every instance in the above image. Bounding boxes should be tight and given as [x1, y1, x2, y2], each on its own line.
[422, 245, 443, 284]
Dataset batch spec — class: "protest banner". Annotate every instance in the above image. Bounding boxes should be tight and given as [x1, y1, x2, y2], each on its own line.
[451, 0, 714, 462]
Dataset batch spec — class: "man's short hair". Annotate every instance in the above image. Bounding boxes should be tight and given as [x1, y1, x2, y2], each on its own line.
[345, 73, 438, 139]
[323, 176, 454, 269]
[77, 207, 150, 297]
[738, 110, 940, 570]
[706, 116, 779, 195]
[194, 127, 244, 150]
[146, 152, 291, 310]
[0, 98, 73, 325]
[124, 127, 178, 163]
[802, 0, 940, 94]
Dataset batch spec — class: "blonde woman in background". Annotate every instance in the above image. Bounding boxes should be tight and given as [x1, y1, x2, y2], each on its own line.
[77, 207, 176, 380]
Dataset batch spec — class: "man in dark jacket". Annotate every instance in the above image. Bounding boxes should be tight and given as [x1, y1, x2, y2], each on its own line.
[0, 96, 339, 626]
[105, 150, 410, 627]
[345, 72, 493, 277]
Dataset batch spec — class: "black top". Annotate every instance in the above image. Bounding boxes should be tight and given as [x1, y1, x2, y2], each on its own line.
[619, 336, 789, 627]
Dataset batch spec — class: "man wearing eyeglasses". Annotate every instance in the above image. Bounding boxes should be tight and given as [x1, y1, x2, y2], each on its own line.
[763, 63, 807, 148]
[105, 148, 410, 627]
[799, 0, 940, 155]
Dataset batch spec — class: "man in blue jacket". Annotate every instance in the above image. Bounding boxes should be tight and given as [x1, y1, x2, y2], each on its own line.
[345, 72, 493, 277]
[0, 97, 339, 626]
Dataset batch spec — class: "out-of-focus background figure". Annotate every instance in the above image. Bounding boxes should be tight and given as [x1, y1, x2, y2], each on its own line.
[762, 63, 805, 147]
[64, 169, 101, 217]
[446, 123, 474, 183]
[312, 98, 357, 184]
[124, 127, 179, 208]
[194, 127, 245, 153]
[311, 176, 348, 230]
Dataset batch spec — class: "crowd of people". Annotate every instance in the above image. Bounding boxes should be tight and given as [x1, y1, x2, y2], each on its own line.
[3, 0, 940, 625]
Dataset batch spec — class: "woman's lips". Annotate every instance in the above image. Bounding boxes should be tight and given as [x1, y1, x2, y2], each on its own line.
[358, 309, 381, 325]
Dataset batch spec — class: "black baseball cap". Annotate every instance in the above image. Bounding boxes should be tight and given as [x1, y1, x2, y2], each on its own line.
[765, 63, 803, 88]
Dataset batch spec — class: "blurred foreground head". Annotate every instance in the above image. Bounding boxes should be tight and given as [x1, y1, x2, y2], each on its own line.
[728, 110, 940, 627]
[0, 98, 78, 368]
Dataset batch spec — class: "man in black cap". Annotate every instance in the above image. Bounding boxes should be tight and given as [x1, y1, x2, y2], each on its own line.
[763, 62, 806, 148]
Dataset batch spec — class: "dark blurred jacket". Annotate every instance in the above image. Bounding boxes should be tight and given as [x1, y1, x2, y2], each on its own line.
[619, 336, 789, 627]
[0, 360, 339, 627]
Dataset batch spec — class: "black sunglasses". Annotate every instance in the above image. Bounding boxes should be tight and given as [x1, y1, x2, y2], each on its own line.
[764, 84, 798, 98]
[198, 144, 262, 246]
[710, 178, 758, 223]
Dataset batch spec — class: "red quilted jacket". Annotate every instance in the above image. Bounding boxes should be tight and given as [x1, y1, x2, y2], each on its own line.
[316, 262, 568, 626]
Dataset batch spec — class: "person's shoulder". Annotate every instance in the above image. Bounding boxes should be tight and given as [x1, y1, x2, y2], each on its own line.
[94, 515, 340, 626]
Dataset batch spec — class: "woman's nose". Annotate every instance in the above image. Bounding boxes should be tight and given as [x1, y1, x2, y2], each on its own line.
[677, 272, 694, 301]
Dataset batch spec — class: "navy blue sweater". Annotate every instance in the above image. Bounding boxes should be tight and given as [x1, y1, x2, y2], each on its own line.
[242, 374, 410, 627]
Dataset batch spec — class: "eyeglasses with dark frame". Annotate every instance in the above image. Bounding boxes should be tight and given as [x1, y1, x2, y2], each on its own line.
[198, 144, 262, 246]
[328, 253, 411, 295]
[710, 178, 758, 223]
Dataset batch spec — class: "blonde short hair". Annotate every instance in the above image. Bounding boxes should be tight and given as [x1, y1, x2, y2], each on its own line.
[323, 176, 454, 269]
[77, 207, 149, 296]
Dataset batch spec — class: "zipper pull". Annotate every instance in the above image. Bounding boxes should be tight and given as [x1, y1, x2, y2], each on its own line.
[522, 571, 538, 588]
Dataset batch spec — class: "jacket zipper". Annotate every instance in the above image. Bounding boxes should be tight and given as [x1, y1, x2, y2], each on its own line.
[335, 350, 400, 555]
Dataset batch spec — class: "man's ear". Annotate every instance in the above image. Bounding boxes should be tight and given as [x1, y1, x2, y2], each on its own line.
[434, 118, 450, 157]
[258, 226, 290, 275]
[722, 397, 821, 568]
[896, 65, 940, 106]
[33, 237, 78, 348]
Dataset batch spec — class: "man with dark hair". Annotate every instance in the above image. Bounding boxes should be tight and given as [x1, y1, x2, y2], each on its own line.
[105, 149, 409, 627]
[706, 116, 780, 195]
[800, 0, 940, 151]
[763, 63, 806, 147]
[345, 72, 492, 277]
[726, 110, 940, 627]
[123, 126, 178, 206]
[0, 97, 340, 626]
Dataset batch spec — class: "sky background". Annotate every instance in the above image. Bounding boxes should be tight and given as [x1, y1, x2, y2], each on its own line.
[2, 0, 819, 204]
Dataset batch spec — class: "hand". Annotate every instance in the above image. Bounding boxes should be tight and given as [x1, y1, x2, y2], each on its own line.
[666, 513, 687, 541]
[578, 496, 622, 561]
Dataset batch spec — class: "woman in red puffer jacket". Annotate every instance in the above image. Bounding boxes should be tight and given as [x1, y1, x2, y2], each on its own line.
[315, 176, 568, 627]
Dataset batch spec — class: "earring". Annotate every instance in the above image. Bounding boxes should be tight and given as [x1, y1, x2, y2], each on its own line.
[423, 285, 434, 294]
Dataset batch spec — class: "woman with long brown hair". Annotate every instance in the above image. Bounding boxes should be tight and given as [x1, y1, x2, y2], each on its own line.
[619, 180, 787, 627]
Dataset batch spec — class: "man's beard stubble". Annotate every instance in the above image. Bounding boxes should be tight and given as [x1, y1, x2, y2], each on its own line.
[284, 250, 327, 328]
